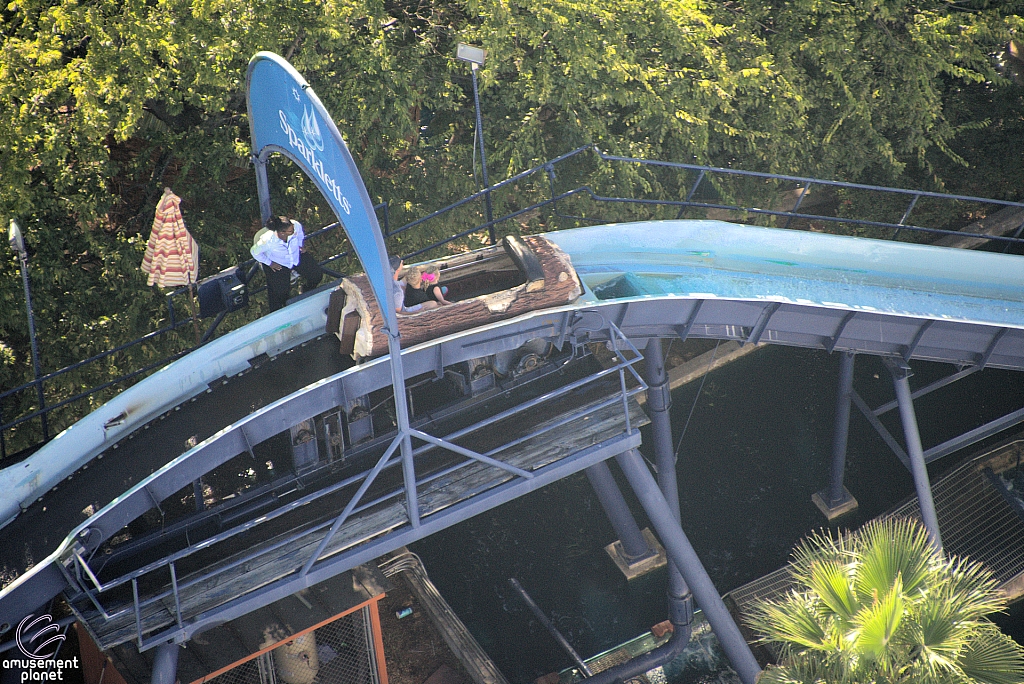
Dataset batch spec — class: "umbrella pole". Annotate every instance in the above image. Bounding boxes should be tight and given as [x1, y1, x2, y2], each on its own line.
[186, 279, 201, 345]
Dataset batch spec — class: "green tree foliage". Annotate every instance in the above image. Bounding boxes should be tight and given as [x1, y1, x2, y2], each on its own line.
[0, 0, 1020, 452]
[750, 517, 1024, 684]
[741, 0, 1022, 183]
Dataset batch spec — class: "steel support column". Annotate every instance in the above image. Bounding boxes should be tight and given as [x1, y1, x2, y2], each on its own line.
[585, 461, 654, 562]
[813, 352, 858, 519]
[886, 360, 943, 551]
[253, 154, 272, 226]
[644, 338, 693, 624]
[615, 449, 761, 684]
[151, 641, 181, 684]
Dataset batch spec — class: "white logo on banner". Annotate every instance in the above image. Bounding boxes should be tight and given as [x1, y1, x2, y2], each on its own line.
[278, 109, 352, 215]
[302, 106, 325, 152]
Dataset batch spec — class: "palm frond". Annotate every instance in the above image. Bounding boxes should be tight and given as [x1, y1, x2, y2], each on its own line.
[956, 622, 1024, 684]
[940, 555, 1007, 620]
[758, 652, 848, 684]
[852, 571, 904, 668]
[790, 529, 848, 584]
[750, 594, 833, 652]
[807, 557, 859, 622]
[752, 518, 1024, 684]
[909, 595, 967, 677]
[853, 518, 936, 602]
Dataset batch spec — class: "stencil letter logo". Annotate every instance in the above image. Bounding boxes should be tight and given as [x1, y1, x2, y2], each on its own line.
[301, 106, 324, 152]
[16, 614, 65, 660]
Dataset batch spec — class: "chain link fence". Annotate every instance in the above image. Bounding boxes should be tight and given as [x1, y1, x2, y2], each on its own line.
[199, 604, 381, 684]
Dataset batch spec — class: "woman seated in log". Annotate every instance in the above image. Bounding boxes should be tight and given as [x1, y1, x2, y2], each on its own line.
[390, 258, 450, 314]
[402, 265, 452, 311]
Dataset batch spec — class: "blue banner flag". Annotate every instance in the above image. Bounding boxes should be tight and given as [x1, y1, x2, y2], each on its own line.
[246, 52, 394, 318]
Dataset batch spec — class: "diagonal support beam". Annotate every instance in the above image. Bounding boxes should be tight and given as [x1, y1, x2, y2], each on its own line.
[902, 320, 934, 363]
[826, 311, 857, 354]
[924, 405, 1024, 463]
[885, 359, 942, 551]
[851, 390, 910, 470]
[586, 461, 653, 562]
[614, 450, 761, 684]
[409, 429, 534, 480]
[744, 302, 780, 347]
[674, 300, 704, 343]
[871, 365, 980, 416]
[978, 328, 1009, 369]
[301, 434, 403, 576]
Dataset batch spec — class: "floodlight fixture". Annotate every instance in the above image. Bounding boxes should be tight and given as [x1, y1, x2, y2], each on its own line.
[9, 219, 25, 256]
[456, 43, 486, 69]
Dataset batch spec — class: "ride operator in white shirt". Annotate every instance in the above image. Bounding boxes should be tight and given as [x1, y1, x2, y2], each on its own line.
[250, 215, 324, 312]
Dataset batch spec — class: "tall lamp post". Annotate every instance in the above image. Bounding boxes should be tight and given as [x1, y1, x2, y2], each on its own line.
[8, 219, 47, 441]
[456, 43, 495, 244]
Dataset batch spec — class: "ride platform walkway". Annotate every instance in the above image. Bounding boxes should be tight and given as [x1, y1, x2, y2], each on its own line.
[68, 344, 648, 651]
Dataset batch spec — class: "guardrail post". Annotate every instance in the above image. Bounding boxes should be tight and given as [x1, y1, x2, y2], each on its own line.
[378, 201, 390, 237]
[132, 578, 143, 648]
[253, 153, 272, 226]
[545, 163, 559, 224]
[677, 169, 706, 219]
[469, 65, 494, 244]
[782, 182, 814, 230]
[169, 562, 184, 629]
[13, 229, 48, 441]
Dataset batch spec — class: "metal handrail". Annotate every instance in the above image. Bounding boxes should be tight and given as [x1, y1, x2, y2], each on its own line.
[5, 146, 1024, 458]
[300, 321, 645, 575]
[600, 151, 1024, 207]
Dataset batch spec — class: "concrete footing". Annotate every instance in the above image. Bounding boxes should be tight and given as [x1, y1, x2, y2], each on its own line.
[812, 487, 859, 520]
[605, 528, 668, 580]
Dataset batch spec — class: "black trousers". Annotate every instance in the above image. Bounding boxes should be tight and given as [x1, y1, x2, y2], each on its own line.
[263, 252, 324, 311]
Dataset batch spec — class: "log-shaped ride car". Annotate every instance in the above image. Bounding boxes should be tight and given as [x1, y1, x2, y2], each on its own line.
[327, 235, 582, 360]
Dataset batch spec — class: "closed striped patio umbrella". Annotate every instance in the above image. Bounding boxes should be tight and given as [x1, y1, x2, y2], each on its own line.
[141, 188, 199, 288]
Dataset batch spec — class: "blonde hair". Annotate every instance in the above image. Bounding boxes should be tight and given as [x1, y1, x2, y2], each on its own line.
[404, 267, 423, 289]
[405, 264, 440, 289]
